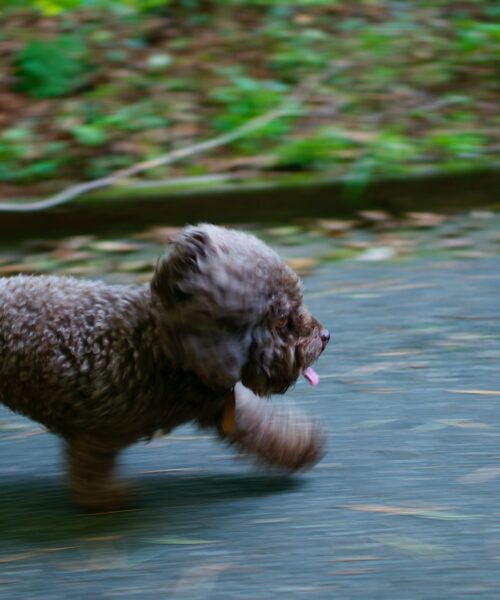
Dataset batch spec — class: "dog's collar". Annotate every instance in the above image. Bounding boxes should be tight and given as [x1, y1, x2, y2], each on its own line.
[193, 369, 236, 437]
[221, 392, 236, 438]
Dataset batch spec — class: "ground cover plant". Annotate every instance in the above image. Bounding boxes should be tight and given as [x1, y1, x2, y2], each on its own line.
[0, 0, 498, 196]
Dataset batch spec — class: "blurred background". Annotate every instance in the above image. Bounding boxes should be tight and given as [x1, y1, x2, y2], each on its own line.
[1, 2, 500, 599]
[1, 0, 498, 195]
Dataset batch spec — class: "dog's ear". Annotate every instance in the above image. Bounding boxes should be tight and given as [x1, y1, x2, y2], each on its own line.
[172, 228, 210, 267]
[150, 225, 256, 389]
[178, 330, 252, 389]
[151, 226, 211, 304]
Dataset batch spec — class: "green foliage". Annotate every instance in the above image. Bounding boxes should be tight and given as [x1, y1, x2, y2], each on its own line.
[70, 124, 109, 146]
[276, 129, 355, 169]
[0, 128, 33, 162]
[229, 0, 336, 5]
[366, 133, 420, 173]
[268, 28, 331, 76]
[0, 128, 68, 181]
[98, 105, 170, 132]
[428, 131, 486, 159]
[455, 20, 500, 56]
[343, 133, 420, 194]
[0, 1, 498, 184]
[15, 35, 93, 98]
[86, 154, 134, 178]
[210, 75, 288, 128]
[210, 74, 291, 152]
[30, 0, 81, 13]
[65, 101, 171, 148]
[2, 0, 166, 14]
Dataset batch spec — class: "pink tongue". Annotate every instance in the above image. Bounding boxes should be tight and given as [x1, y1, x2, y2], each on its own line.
[303, 367, 319, 386]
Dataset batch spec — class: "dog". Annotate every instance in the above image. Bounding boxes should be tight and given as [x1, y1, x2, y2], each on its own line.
[0, 224, 330, 511]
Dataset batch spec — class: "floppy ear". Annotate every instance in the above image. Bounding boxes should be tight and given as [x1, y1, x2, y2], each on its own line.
[173, 330, 253, 389]
[150, 225, 257, 389]
[150, 227, 210, 305]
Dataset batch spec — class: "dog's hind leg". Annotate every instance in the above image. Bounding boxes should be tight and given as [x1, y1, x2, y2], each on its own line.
[65, 436, 133, 512]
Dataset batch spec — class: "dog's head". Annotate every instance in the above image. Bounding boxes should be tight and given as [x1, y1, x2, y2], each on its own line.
[151, 224, 329, 396]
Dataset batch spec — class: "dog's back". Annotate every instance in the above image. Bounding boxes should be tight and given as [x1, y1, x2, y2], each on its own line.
[0, 275, 153, 435]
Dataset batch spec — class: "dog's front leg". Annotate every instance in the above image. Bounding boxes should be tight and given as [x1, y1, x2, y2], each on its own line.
[65, 436, 132, 512]
[220, 383, 325, 471]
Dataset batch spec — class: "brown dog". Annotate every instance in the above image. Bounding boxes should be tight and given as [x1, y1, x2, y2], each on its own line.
[0, 224, 329, 510]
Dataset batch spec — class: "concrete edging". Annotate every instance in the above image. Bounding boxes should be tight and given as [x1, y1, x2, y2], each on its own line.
[1, 167, 499, 241]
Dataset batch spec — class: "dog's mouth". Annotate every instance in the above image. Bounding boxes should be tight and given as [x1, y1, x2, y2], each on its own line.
[303, 366, 320, 387]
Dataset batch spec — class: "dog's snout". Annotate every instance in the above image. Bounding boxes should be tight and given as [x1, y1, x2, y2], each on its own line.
[320, 328, 330, 348]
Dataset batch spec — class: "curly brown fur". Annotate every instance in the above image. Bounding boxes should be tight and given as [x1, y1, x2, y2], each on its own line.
[0, 224, 329, 511]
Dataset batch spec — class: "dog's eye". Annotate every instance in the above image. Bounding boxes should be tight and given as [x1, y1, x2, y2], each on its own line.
[276, 316, 288, 330]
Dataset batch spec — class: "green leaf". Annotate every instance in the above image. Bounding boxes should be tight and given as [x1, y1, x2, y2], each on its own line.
[15, 35, 93, 98]
[71, 124, 108, 146]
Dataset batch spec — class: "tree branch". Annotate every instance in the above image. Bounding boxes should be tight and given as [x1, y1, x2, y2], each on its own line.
[0, 65, 342, 213]
[0, 107, 294, 213]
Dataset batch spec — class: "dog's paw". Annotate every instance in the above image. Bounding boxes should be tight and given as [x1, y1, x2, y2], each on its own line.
[225, 383, 327, 472]
[73, 480, 136, 513]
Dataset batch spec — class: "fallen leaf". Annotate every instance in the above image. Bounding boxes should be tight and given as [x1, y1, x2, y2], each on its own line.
[0, 552, 40, 564]
[356, 247, 396, 262]
[0, 546, 76, 564]
[334, 568, 378, 576]
[266, 226, 303, 237]
[145, 537, 217, 545]
[135, 226, 180, 244]
[286, 257, 319, 274]
[447, 389, 500, 396]
[51, 250, 96, 263]
[116, 260, 154, 273]
[437, 419, 491, 430]
[0, 264, 38, 276]
[412, 421, 449, 432]
[404, 212, 448, 228]
[470, 211, 494, 220]
[341, 504, 478, 520]
[91, 241, 142, 253]
[61, 266, 96, 276]
[142, 467, 206, 474]
[376, 234, 412, 250]
[458, 467, 500, 484]
[437, 238, 474, 249]
[323, 247, 361, 262]
[357, 210, 391, 223]
[57, 236, 95, 250]
[316, 219, 358, 235]
[371, 534, 448, 557]
[343, 240, 370, 250]
[455, 251, 488, 259]
[83, 535, 122, 543]
[386, 283, 435, 291]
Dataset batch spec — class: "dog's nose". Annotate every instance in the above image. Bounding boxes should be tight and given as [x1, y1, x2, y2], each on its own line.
[320, 328, 330, 347]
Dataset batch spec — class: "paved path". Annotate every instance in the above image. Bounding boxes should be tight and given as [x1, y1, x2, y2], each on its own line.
[1, 254, 500, 599]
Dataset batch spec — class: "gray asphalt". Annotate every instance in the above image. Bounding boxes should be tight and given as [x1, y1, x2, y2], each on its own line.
[1, 254, 500, 599]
